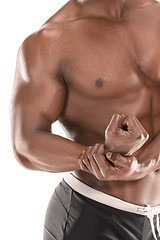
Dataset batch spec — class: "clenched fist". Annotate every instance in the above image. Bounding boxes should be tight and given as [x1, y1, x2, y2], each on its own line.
[105, 114, 149, 156]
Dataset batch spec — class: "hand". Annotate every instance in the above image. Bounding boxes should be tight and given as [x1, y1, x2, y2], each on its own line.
[106, 151, 157, 180]
[105, 114, 149, 156]
[77, 143, 145, 181]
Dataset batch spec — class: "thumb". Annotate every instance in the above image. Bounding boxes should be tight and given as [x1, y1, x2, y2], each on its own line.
[106, 152, 113, 159]
[105, 114, 125, 132]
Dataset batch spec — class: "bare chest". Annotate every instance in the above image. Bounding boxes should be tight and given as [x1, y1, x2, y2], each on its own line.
[59, 14, 160, 139]
[62, 16, 160, 97]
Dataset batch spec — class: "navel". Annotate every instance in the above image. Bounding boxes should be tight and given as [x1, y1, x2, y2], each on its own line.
[95, 77, 104, 88]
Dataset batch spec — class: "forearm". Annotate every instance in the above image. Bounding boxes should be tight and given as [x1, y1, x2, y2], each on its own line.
[136, 131, 160, 174]
[16, 131, 87, 173]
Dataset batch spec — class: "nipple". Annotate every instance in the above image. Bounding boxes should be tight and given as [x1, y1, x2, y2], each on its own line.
[95, 77, 104, 88]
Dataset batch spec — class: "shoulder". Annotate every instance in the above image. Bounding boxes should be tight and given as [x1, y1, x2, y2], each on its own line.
[20, 24, 63, 56]
[17, 22, 67, 75]
[15, 25, 65, 85]
[19, 1, 76, 54]
[17, 1, 86, 73]
[20, 0, 93, 51]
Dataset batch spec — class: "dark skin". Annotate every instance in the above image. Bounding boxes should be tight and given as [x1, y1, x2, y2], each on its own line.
[79, 113, 150, 181]
[104, 114, 149, 156]
[10, 0, 160, 206]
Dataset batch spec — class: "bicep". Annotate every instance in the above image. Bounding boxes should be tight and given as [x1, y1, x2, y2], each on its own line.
[11, 74, 66, 134]
[10, 33, 66, 149]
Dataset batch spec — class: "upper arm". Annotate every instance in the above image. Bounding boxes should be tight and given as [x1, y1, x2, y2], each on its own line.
[10, 29, 67, 152]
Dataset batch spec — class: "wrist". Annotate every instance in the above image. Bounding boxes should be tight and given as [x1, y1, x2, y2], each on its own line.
[136, 151, 158, 176]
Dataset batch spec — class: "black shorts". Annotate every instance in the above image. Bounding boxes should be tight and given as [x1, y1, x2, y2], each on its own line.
[43, 179, 160, 240]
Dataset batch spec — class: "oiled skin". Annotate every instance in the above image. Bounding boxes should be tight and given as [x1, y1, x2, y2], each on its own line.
[10, 0, 160, 206]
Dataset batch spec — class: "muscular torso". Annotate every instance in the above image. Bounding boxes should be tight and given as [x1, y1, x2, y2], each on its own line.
[44, 0, 160, 206]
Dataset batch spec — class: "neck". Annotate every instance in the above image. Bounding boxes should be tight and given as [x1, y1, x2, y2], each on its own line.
[75, 0, 158, 20]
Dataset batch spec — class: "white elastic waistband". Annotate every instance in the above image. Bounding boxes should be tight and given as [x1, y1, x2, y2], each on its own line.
[63, 173, 160, 240]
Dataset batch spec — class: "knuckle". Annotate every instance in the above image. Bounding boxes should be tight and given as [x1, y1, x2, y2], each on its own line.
[78, 154, 83, 160]
[140, 133, 146, 141]
[95, 143, 100, 146]
[126, 115, 133, 122]
[93, 153, 97, 159]
[136, 132, 142, 139]
[144, 132, 149, 139]
[114, 113, 122, 119]
[105, 126, 109, 132]
[98, 144, 104, 152]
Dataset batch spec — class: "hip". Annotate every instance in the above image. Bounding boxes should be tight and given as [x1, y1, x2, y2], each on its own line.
[43, 175, 160, 240]
[72, 170, 160, 206]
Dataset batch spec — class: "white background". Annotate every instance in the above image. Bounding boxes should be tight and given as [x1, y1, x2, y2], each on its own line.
[1, 1, 68, 239]
[1, 0, 160, 239]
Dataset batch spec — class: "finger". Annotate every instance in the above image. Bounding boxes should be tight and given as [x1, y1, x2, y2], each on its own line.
[106, 152, 133, 170]
[77, 150, 86, 160]
[82, 146, 93, 171]
[104, 151, 115, 166]
[131, 116, 147, 147]
[86, 143, 101, 171]
[121, 114, 125, 118]
[77, 150, 86, 162]
[105, 114, 125, 132]
[91, 144, 105, 176]
[93, 144, 111, 177]
[87, 143, 101, 158]
[77, 150, 88, 170]
[90, 157, 104, 180]
[87, 143, 105, 179]
[83, 144, 101, 171]
[132, 115, 149, 140]
[78, 158, 90, 173]
[121, 115, 140, 133]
